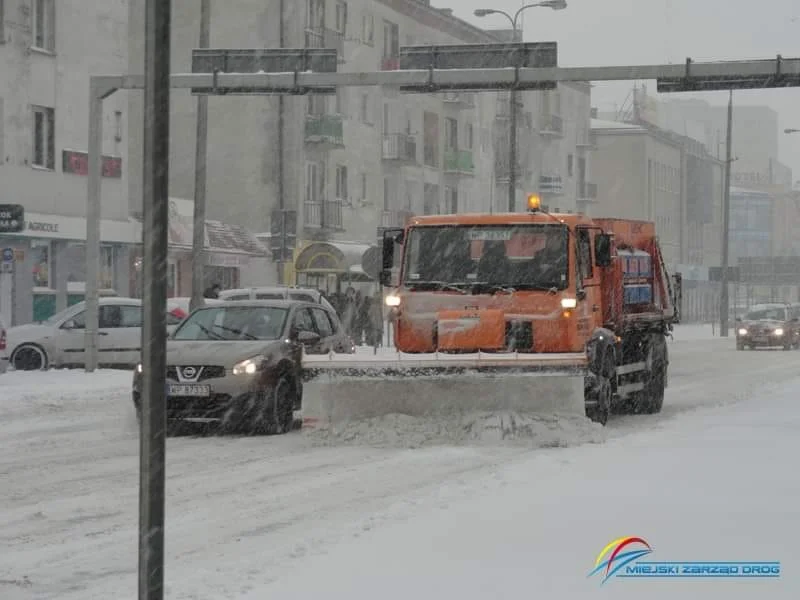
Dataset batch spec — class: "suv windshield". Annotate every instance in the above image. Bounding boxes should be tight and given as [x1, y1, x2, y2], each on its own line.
[402, 224, 569, 291]
[744, 307, 787, 321]
[172, 306, 288, 341]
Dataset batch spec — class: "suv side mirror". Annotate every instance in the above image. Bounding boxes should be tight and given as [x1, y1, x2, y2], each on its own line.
[594, 233, 612, 267]
[296, 330, 321, 344]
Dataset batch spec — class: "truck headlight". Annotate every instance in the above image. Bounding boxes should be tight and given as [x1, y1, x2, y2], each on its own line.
[561, 298, 577, 309]
[232, 355, 266, 375]
[385, 294, 401, 307]
[737, 328, 748, 336]
[775, 328, 784, 336]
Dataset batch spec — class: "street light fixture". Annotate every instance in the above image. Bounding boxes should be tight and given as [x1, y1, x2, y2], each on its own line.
[474, 1, 568, 212]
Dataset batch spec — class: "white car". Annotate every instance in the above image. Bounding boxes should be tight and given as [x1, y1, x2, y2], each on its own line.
[0, 315, 8, 375]
[6, 297, 187, 371]
[218, 286, 336, 314]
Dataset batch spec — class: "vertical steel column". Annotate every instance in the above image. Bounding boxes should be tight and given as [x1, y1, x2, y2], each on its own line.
[719, 89, 733, 337]
[508, 87, 518, 212]
[85, 87, 104, 372]
[138, 0, 171, 597]
[190, 0, 210, 312]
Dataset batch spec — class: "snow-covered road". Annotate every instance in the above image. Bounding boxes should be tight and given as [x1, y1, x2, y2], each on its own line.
[1, 325, 797, 599]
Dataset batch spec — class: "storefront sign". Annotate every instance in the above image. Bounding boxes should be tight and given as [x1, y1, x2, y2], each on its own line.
[0, 204, 25, 233]
[207, 253, 250, 268]
[62, 149, 123, 178]
[27, 221, 60, 233]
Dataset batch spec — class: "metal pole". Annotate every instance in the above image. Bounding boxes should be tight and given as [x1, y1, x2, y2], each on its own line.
[85, 88, 103, 372]
[138, 0, 171, 597]
[719, 89, 733, 337]
[190, 0, 210, 312]
[277, 0, 286, 285]
[508, 86, 518, 212]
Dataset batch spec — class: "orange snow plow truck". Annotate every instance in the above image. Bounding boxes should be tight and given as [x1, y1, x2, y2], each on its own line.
[302, 194, 680, 426]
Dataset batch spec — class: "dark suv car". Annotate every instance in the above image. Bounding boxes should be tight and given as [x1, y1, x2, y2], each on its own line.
[735, 303, 800, 350]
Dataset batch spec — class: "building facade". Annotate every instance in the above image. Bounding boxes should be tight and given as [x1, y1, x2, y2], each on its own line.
[0, 0, 135, 325]
[127, 0, 592, 290]
[589, 118, 724, 322]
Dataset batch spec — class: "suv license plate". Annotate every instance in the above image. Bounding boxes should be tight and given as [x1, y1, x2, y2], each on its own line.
[168, 384, 211, 397]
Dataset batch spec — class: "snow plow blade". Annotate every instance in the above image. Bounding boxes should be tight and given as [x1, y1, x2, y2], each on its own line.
[300, 350, 589, 426]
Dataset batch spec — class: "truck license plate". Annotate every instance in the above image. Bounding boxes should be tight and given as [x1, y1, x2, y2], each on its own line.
[167, 384, 211, 397]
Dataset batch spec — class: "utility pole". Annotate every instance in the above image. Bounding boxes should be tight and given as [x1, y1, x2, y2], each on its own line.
[139, 0, 171, 596]
[190, 0, 210, 312]
[719, 89, 733, 337]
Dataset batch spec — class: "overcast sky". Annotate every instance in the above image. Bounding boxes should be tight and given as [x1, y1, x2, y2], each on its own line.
[451, 0, 800, 176]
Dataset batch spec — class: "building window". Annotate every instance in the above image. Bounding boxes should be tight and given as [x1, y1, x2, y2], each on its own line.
[33, 0, 56, 52]
[361, 13, 374, 45]
[0, 0, 5, 43]
[360, 93, 370, 123]
[32, 105, 55, 169]
[465, 123, 474, 149]
[335, 165, 348, 200]
[360, 172, 367, 200]
[567, 154, 574, 177]
[335, 88, 346, 115]
[445, 186, 458, 213]
[445, 117, 458, 150]
[100, 246, 114, 289]
[335, 1, 347, 35]
[382, 20, 399, 59]
[423, 112, 439, 168]
[31, 240, 51, 288]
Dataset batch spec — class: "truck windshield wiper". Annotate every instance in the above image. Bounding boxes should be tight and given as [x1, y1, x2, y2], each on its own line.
[407, 281, 469, 294]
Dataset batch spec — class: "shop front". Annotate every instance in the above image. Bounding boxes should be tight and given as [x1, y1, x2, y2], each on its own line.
[292, 240, 379, 295]
[129, 198, 270, 297]
[0, 212, 136, 325]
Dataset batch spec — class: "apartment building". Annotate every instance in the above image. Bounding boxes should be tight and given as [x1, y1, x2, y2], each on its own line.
[127, 0, 592, 288]
[0, 0, 134, 325]
[589, 117, 725, 322]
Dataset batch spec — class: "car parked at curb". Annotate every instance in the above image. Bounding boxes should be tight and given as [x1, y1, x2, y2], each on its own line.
[5, 297, 188, 371]
[132, 299, 355, 435]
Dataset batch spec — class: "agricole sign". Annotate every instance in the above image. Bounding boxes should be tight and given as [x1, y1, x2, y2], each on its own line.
[26, 221, 59, 233]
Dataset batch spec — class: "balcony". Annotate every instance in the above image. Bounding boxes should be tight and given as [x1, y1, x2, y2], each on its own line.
[539, 114, 564, 138]
[304, 114, 344, 148]
[444, 149, 474, 176]
[305, 27, 345, 62]
[304, 199, 344, 231]
[381, 210, 415, 228]
[382, 133, 417, 164]
[442, 92, 475, 110]
[539, 174, 564, 195]
[381, 56, 400, 70]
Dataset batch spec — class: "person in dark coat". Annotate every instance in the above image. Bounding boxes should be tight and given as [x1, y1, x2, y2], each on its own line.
[204, 283, 221, 299]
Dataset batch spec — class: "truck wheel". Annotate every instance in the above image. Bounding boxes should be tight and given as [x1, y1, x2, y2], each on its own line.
[634, 336, 666, 414]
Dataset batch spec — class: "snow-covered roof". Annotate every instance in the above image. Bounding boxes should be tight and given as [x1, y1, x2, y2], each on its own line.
[590, 118, 643, 131]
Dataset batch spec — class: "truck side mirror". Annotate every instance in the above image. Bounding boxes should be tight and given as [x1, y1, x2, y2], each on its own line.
[379, 227, 404, 288]
[594, 234, 612, 267]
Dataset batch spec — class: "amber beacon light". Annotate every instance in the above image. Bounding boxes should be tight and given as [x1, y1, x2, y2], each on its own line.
[526, 193, 542, 212]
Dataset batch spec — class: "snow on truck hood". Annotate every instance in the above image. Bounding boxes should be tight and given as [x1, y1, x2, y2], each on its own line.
[165, 340, 287, 366]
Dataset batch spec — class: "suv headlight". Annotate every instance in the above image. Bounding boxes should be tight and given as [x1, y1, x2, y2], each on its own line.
[775, 328, 784, 336]
[232, 355, 266, 376]
[136, 363, 143, 373]
[737, 328, 747, 336]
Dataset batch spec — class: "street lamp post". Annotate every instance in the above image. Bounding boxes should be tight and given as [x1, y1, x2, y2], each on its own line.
[474, 1, 567, 212]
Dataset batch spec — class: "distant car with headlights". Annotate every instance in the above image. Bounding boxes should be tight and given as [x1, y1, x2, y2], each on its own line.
[735, 303, 800, 350]
[132, 299, 355, 434]
[6, 297, 189, 371]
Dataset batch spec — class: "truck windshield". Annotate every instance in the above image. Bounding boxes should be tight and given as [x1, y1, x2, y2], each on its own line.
[402, 224, 569, 291]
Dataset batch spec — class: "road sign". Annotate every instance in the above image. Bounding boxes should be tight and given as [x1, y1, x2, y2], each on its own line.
[0, 204, 24, 233]
[709, 266, 740, 282]
[657, 56, 800, 92]
[2, 248, 14, 263]
[191, 48, 338, 95]
[398, 42, 558, 91]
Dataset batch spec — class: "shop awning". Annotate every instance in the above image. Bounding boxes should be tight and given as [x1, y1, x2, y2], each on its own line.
[295, 241, 376, 279]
